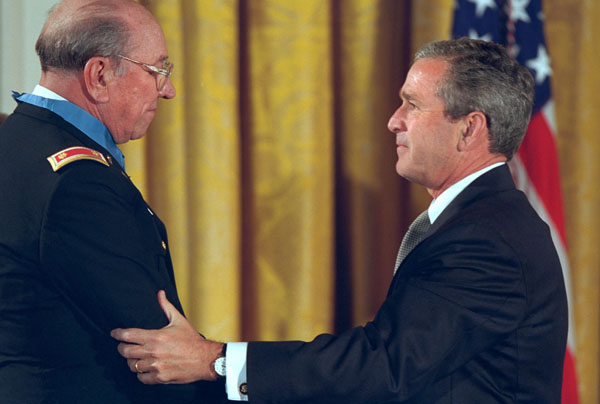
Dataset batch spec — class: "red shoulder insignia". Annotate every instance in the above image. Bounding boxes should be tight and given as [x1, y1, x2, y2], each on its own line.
[47, 146, 109, 172]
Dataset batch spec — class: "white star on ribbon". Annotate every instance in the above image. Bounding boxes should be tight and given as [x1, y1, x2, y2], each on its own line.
[467, 0, 496, 17]
[468, 28, 492, 42]
[510, 0, 531, 23]
[526, 45, 552, 84]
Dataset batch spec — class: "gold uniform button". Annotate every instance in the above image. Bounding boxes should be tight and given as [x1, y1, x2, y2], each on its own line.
[239, 383, 248, 395]
[161, 240, 167, 250]
[106, 155, 113, 165]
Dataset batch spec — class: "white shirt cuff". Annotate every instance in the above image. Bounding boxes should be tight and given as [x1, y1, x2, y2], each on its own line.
[225, 342, 248, 401]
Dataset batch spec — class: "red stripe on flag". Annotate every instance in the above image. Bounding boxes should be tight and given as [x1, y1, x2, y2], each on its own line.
[518, 112, 578, 404]
[516, 112, 567, 245]
[451, 1, 579, 400]
[562, 347, 578, 403]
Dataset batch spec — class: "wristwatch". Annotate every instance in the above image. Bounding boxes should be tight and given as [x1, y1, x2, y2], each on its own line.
[212, 343, 227, 378]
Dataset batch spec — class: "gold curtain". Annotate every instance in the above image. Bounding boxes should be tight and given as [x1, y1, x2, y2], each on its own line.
[120, 0, 600, 402]
[544, 1, 600, 403]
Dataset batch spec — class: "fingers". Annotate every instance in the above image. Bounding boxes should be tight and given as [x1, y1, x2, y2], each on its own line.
[156, 289, 185, 326]
[128, 358, 140, 373]
[111, 290, 209, 385]
[111, 327, 151, 344]
[119, 336, 219, 384]
[127, 359, 161, 385]
[117, 341, 151, 359]
[137, 371, 160, 385]
[110, 289, 180, 343]
[110, 290, 189, 345]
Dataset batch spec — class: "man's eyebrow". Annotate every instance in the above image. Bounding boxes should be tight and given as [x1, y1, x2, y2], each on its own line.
[153, 55, 169, 65]
[400, 90, 419, 103]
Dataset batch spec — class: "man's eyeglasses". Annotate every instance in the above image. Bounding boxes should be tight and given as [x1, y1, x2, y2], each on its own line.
[116, 55, 173, 92]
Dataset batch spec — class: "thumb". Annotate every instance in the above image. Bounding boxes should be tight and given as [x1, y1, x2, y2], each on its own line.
[156, 290, 185, 327]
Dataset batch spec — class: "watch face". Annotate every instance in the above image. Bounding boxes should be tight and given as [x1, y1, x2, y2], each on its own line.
[214, 356, 226, 377]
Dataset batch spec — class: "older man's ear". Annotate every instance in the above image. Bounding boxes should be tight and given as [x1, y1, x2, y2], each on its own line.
[83, 56, 117, 104]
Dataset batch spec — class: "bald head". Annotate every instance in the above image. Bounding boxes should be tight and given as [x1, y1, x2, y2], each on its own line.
[34, 0, 174, 144]
[35, 0, 156, 73]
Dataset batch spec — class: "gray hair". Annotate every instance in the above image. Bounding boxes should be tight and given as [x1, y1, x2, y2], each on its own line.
[35, 1, 131, 74]
[415, 37, 534, 160]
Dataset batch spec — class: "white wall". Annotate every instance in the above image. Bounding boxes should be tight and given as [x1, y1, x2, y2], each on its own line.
[0, 0, 57, 113]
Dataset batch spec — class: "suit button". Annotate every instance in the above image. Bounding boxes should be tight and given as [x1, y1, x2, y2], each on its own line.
[239, 383, 248, 395]
[161, 241, 167, 250]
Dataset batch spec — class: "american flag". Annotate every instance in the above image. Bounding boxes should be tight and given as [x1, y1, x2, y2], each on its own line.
[452, 0, 579, 402]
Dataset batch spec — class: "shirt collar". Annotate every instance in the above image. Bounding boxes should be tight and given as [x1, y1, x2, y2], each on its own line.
[13, 85, 125, 169]
[427, 162, 505, 224]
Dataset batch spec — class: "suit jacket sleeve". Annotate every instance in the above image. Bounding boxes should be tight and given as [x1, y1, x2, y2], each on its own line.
[246, 222, 527, 403]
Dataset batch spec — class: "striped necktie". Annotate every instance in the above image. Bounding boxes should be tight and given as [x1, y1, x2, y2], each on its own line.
[394, 210, 431, 274]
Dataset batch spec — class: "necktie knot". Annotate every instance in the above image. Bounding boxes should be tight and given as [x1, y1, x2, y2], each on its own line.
[394, 210, 431, 273]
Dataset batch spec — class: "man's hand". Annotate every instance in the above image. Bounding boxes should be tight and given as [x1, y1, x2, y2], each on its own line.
[111, 290, 224, 384]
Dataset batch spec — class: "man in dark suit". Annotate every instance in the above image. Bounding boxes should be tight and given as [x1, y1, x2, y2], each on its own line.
[0, 0, 224, 402]
[111, 38, 568, 403]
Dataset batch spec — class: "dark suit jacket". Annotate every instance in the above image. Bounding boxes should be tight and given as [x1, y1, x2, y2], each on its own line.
[246, 165, 568, 403]
[0, 102, 226, 403]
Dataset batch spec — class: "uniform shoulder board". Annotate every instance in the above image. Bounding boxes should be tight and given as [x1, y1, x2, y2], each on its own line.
[47, 146, 109, 172]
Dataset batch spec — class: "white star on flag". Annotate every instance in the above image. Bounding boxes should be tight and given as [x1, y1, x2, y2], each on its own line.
[467, 0, 496, 17]
[526, 45, 552, 84]
[510, 0, 532, 23]
[468, 28, 492, 42]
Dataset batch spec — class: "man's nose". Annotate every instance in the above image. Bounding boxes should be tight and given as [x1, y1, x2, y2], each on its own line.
[160, 78, 176, 99]
[387, 107, 405, 133]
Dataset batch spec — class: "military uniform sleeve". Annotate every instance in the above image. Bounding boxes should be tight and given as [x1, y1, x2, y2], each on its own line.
[40, 161, 180, 333]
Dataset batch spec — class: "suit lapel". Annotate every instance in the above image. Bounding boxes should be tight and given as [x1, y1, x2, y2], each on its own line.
[388, 165, 517, 292]
[429, 165, 516, 233]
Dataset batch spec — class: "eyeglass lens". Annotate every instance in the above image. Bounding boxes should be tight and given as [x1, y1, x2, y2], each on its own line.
[157, 63, 173, 91]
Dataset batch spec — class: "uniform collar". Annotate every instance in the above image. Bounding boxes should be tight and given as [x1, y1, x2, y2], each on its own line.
[13, 85, 125, 170]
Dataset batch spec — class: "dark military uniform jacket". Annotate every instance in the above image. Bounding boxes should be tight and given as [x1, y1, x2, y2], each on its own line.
[0, 101, 224, 403]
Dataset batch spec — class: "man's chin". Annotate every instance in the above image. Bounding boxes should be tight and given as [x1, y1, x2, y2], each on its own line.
[131, 132, 148, 141]
[395, 164, 420, 184]
[112, 131, 146, 145]
[127, 127, 150, 142]
[395, 162, 408, 178]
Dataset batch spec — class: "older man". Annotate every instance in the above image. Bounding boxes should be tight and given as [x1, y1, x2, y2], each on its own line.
[0, 1, 224, 402]
[112, 38, 568, 403]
